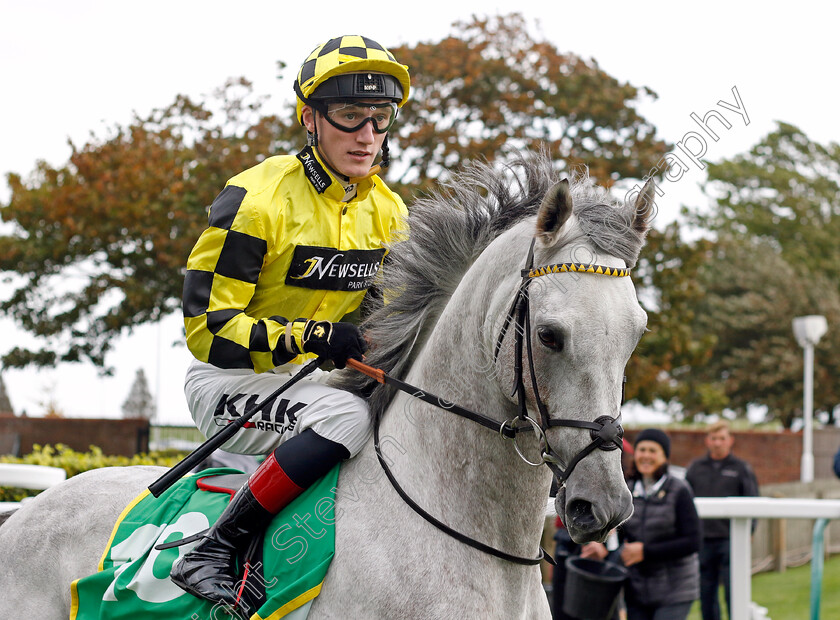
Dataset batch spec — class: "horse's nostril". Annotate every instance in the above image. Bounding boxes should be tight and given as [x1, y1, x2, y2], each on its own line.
[567, 499, 598, 529]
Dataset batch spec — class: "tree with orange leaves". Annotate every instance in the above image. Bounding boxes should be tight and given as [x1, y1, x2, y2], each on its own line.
[0, 16, 668, 372]
[388, 14, 669, 194]
[0, 78, 297, 370]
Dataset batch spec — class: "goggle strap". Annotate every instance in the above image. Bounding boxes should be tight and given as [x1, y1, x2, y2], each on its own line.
[293, 80, 306, 102]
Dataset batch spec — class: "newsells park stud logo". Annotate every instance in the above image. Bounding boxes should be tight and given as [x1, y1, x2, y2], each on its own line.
[285, 246, 387, 292]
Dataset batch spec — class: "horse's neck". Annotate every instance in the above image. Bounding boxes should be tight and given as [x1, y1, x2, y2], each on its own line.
[379, 232, 552, 553]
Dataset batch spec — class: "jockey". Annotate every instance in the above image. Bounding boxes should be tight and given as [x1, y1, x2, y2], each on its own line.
[170, 35, 411, 605]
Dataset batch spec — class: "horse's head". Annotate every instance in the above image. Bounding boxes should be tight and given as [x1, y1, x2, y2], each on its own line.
[333, 152, 656, 547]
[495, 174, 655, 543]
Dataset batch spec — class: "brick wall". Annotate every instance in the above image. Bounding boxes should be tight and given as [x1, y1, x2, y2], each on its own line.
[0, 416, 150, 457]
[2, 413, 839, 482]
[625, 427, 840, 486]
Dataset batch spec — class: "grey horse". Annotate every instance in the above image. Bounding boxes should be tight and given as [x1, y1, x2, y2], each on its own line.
[0, 152, 654, 618]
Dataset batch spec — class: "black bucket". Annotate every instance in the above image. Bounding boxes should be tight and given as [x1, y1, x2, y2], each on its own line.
[561, 556, 628, 620]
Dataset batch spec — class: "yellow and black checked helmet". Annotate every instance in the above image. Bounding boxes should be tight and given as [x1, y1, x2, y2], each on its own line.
[294, 35, 411, 125]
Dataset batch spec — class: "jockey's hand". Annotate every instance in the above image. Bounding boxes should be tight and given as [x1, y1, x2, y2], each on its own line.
[302, 321, 367, 369]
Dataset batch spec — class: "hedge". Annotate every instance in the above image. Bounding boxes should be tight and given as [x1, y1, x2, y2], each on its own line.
[0, 444, 187, 503]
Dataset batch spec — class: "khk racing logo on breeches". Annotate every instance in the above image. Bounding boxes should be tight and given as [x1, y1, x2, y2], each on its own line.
[213, 392, 307, 435]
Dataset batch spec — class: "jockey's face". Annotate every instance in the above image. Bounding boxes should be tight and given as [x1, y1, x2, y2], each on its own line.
[302, 101, 389, 179]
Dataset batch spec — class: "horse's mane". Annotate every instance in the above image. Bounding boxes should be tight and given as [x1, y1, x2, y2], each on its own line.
[329, 150, 646, 421]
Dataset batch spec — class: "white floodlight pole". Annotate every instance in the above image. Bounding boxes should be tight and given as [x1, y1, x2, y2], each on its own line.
[792, 316, 828, 483]
[801, 341, 815, 482]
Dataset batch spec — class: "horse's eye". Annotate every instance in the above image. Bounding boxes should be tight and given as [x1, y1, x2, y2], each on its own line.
[537, 326, 563, 351]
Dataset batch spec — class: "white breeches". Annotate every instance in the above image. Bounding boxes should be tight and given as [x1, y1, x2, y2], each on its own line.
[184, 359, 372, 457]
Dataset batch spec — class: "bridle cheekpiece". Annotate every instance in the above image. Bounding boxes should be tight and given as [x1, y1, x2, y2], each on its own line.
[359, 237, 633, 566]
[493, 238, 629, 486]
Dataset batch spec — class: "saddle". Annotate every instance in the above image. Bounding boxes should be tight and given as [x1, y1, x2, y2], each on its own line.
[196, 473, 251, 495]
[71, 467, 339, 620]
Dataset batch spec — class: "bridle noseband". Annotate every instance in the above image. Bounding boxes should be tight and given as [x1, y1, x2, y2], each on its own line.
[492, 237, 628, 486]
[356, 236, 633, 566]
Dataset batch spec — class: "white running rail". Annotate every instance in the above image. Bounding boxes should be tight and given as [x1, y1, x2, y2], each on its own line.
[695, 497, 840, 620]
[0, 463, 67, 512]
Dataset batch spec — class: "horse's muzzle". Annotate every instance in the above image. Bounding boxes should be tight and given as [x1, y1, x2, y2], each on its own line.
[555, 486, 633, 544]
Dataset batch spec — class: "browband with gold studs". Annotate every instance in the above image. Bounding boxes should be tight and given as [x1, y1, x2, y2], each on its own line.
[526, 263, 631, 279]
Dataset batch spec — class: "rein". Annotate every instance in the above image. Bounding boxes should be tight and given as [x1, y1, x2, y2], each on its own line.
[346, 238, 632, 567]
[348, 358, 550, 566]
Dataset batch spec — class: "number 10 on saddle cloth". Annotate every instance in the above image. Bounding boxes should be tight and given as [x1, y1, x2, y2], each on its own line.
[71, 466, 340, 620]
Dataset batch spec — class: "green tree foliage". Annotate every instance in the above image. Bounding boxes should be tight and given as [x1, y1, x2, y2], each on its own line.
[696, 122, 840, 287]
[680, 122, 840, 426]
[628, 222, 721, 414]
[122, 368, 156, 420]
[0, 79, 297, 369]
[389, 14, 669, 194]
[687, 237, 840, 427]
[0, 372, 12, 415]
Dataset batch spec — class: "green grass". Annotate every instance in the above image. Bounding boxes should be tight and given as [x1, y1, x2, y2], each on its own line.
[687, 554, 840, 619]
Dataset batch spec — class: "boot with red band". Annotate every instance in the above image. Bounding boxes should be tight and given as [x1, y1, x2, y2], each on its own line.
[170, 429, 349, 605]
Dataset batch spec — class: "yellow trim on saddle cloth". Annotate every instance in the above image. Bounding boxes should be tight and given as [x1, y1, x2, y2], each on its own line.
[97, 488, 153, 570]
[256, 581, 324, 620]
[70, 579, 81, 620]
[69, 487, 154, 620]
[528, 263, 631, 279]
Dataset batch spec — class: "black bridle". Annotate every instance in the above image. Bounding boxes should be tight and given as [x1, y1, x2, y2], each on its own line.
[354, 237, 631, 566]
[492, 237, 626, 485]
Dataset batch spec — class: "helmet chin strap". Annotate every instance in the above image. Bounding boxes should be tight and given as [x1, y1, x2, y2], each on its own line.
[347, 136, 390, 184]
[347, 165, 381, 185]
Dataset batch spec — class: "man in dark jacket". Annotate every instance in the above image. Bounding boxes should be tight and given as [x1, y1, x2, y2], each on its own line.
[686, 421, 759, 620]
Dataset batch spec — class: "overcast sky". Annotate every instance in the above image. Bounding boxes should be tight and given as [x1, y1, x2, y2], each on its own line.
[1, 1, 838, 426]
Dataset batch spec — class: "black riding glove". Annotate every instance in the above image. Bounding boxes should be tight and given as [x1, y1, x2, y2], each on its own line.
[301, 320, 367, 369]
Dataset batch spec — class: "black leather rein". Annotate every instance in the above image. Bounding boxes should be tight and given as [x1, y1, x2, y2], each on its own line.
[347, 237, 631, 567]
[349, 358, 552, 566]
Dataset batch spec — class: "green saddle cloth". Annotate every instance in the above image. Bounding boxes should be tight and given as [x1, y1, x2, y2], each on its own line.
[71, 466, 339, 620]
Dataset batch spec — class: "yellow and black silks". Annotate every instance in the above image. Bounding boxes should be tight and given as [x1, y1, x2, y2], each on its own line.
[182, 147, 407, 373]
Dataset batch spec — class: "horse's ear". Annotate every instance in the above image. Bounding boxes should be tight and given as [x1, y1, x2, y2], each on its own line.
[631, 178, 656, 234]
[536, 179, 573, 241]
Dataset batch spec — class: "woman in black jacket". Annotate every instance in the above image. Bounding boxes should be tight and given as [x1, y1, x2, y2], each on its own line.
[619, 429, 701, 620]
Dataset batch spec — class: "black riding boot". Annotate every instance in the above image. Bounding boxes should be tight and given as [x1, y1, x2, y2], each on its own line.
[169, 482, 274, 605]
[170, 429, 349, 605]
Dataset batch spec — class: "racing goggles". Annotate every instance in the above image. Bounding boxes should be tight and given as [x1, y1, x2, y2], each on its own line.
[319, 101, 399, 134]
